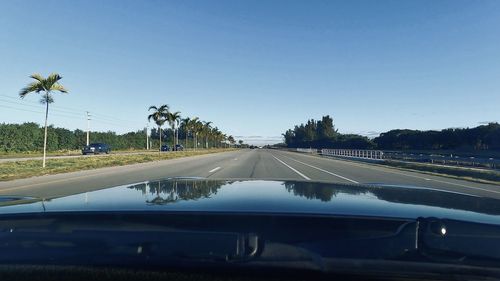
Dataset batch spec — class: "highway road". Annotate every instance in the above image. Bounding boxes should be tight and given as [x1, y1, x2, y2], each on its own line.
[0, 149, 499, 199]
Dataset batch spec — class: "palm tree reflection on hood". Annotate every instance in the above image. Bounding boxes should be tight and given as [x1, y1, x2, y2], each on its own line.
[284, 182, 366, 202]
[127, 179, 227, 205]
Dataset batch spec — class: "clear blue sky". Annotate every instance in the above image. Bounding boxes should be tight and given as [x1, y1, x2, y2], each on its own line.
[1, 0, 499, 144]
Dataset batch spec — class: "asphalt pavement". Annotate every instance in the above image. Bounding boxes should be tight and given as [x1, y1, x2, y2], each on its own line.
[0, 149, 499, 199]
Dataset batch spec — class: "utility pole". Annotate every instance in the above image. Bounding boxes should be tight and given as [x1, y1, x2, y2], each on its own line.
[86, 111, 91, 146]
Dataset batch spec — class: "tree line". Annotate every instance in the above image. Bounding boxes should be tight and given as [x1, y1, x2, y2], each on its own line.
[374, 122, 500, 151]
[282, 116, 500, 151]
[0, 121, 239, 153]
[147, 104, 236, 151]
[282, 115, 374, 149]
[0, 122, 147, 152]
[7, 72, 239, 157]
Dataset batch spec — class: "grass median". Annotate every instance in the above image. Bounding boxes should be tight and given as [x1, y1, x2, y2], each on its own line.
[0, 149, 152, 159]
[381, 160, 500, 185]
[315, 154, 500, 185]
[0, 149, 236, 181]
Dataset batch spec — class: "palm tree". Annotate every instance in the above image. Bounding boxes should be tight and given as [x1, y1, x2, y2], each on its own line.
[188, 117, 199, 149]
[147, 105, 169, 151]
[193, 119, 203, 150]
[222, 133, 228, 148]
[228, 135, 235, 146]
[202, 121, 212, 149]
[167, 111, 181, 147]
[211, 127, 221, 148]
[181, 117, 191, 149]
[19, 73, 68, 168]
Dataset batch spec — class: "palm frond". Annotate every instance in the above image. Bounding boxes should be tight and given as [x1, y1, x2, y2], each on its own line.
[147, 113, 156, 122]
[157, 119, 166, 126]
[158, 104, 170, 112]
[20, 73, 67, 99]
[148, 105, 158, 111]
[19, 81, 42, 98]
[29, 73, 45, 83]
[50, 83, 68, 93]
[46, 73, 63, 86]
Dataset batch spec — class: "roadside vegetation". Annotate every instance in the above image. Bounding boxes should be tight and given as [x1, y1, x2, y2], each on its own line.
[19, 73, 68, 167]
[0, 148, 160, 159]
[2, 72, 241, 169]
[0, 149, 235, 181]
[282, 116, 376, 149]
[282, 116, 500, 153]
[381, 160, 500, 185]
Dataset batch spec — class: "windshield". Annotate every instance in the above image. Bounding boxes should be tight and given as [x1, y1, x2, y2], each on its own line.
[0, 0, 499, 279]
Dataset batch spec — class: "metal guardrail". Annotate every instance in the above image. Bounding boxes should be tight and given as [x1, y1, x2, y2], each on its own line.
[296, 148, 318, 153]
[321, 149, 384, 160]
[383, 151, 499, 169]
[294, 147, 498, 169]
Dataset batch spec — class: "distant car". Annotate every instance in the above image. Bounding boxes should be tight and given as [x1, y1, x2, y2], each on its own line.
[82, 143, 110, 155]
[174, 144, 184, 151]
[161, 145, 170, 151]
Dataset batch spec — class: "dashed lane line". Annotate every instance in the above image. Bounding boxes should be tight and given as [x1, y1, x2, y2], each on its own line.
[272, 156, 311, 180]
[282, 155, 359, 184]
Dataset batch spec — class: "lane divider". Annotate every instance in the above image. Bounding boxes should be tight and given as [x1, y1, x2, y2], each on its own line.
[281, 150, 500, 195]
[209, 167, 221, 173]
[282, 155, 359, 184]
[272, 156, 311, 180]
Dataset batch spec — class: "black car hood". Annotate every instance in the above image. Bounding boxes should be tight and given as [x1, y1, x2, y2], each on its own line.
[1, 179, 500, 224]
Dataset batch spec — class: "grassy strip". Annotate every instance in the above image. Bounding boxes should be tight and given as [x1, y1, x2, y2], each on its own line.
[316, 154, 500, 185]
[0, 149, 236, 181]
[0, 149, 157, 159]
[381, 160, 500, 185]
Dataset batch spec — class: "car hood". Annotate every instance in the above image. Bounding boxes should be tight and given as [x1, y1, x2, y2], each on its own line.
[1, 178, 500, 224]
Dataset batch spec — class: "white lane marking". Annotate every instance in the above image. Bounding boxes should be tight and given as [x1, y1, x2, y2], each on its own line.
[234, 158, 238, 161]
[288, 151, 500, 195]
[209, 167, 221, 173]
[282, 155, 359, 184]
[425, 178, 500, 194]
[272, 156, 310, 180]
[324, 157, 497, 190]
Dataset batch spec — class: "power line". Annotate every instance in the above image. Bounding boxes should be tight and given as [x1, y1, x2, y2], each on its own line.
[0, 94, 208, 134]
[1, 94, 137, 125]
[0, 104, 140, 132]
[0, 98, 83, 117]
[0, 104, 46, 115]
[0, 104, 83, 120]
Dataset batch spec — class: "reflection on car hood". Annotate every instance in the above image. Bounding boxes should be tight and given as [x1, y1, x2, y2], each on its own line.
[1, 179, 500, 224]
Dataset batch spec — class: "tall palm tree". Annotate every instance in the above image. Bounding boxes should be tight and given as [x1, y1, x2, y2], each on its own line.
[202, 121, 212, 149]
[228, 135, 235, 146]
[19, 73, 68, 168]
[193, 119, 203, 150]
[147, 105, 169, 151]
[211, 127, 222, 148]
[181, 117, 191, 149]
[222, 133, 228, 148]
[167, 111, 181, 147]
[188, 117, 199, 149]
